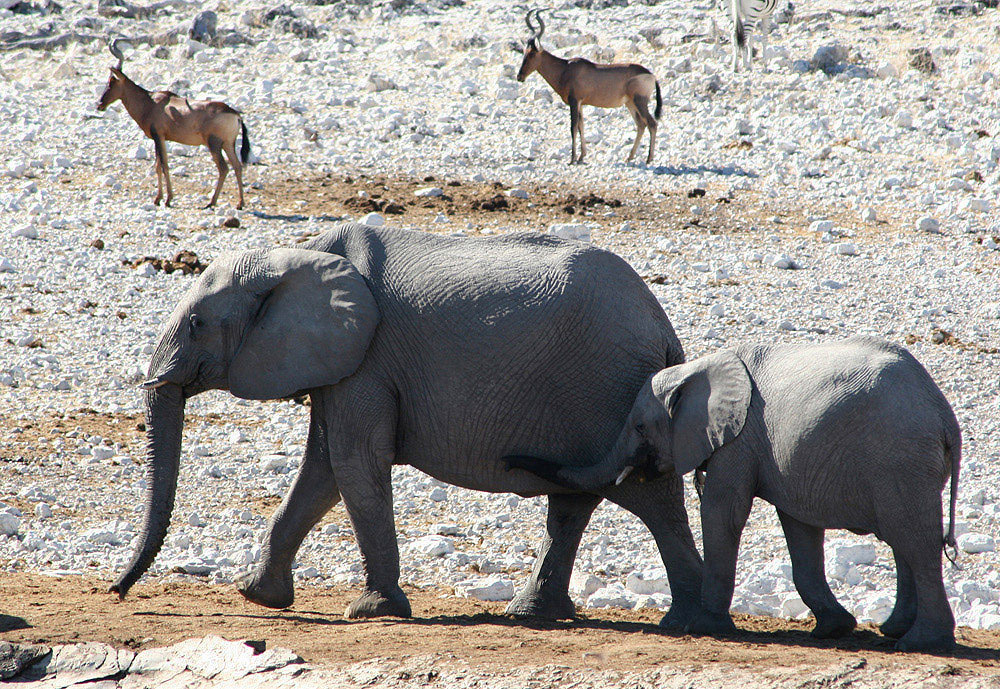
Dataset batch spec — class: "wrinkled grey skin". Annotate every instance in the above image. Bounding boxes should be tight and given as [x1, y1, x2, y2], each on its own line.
[508, 337, 961, 652]
[112, 223, 704, 627]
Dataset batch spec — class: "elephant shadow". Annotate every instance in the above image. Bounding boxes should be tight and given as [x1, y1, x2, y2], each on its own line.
[135, 609, 999, 661]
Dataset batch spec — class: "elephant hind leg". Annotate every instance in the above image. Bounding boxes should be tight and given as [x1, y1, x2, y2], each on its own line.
[880, 548, 917, 638]
[237, 397, 341, 609]
[603, 473, 704, 629]
[776, 510, 856, 639]
[879, 493, 955, 652]
[506, 492, 601, 620]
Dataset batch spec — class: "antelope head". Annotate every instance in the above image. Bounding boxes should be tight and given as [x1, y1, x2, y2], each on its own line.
[512, 8, 548, 82]
[97, 39, 128, 111]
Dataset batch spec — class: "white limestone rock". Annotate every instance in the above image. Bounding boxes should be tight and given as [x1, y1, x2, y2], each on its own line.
[408, 535, 455, 557]
[549, 223, 592, 243]
[454, 576, 515, 601]
[958, 533, 996, 554]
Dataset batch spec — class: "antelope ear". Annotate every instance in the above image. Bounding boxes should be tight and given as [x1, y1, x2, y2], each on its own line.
[509, 40, 524, 53]
[652, 350, 751, 475]
[229, 248, 379, 400]
[109, 67, 124, 79]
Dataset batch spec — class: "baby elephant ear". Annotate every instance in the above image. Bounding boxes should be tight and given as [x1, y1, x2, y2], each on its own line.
[229, 248, 379, 400]
[654, 350, 752, 475]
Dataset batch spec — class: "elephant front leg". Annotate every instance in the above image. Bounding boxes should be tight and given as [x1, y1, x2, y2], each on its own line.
[237, 404, 341, 609]
[335, 453, 411, 619]
[506, 492, 601, 620]
[685, 476, 753, 636]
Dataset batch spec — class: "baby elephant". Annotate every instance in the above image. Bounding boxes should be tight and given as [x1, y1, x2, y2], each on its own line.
[508, 336, 960, 652]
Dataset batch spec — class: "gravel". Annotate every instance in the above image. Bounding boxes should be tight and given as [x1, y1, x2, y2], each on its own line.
[0, 0, 998, 634]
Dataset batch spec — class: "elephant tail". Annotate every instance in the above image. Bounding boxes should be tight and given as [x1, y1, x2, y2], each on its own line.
[942, 418, 961, 568]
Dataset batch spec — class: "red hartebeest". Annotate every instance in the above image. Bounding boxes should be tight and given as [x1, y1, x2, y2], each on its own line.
[97, 39, 250, 209]
[511, 9, 662, 165]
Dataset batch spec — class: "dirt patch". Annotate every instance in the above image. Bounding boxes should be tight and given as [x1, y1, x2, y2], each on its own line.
[256, 170, 905, 257]
[264, 173, 637, 231]
[906, 329, 999, 355]
[0, 409, 263, 465]
[1, 574, 998, 675]
[122, 250, 207, 275]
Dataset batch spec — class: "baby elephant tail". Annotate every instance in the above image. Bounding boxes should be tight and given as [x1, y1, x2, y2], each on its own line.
[942, 421, 962, 568]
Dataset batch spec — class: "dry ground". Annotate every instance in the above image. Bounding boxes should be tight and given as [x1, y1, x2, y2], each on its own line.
[1, 574, 998, 676]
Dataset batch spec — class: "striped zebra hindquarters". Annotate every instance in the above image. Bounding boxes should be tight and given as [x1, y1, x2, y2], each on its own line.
[731, 0, 779, 71]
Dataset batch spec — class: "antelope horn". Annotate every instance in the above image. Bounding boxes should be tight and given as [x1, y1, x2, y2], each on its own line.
[524, 8, 536, 34]
[534, 8, 547, 40]
[109, 38, 124, 70]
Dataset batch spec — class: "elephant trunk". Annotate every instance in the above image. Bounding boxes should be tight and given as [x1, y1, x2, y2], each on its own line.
[111, 383, 185, 598]
[506, 424, 643, 491]
[570, 423, 644, 489]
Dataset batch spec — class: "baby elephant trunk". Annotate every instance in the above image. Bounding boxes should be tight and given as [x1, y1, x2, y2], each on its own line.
[506, 426, 641, 490]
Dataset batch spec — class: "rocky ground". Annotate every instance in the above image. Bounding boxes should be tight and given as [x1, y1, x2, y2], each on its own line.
[1, 0, 999, 683]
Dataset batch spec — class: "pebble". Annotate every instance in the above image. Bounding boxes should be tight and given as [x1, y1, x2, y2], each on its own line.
[959, 533, 996, 554]
[833, 242, 859, 256]
[548, 223, 592, 243]
[570, 572, 604, 600]
[454, 576, 515, 601]
[414, 187, 444, 198]
[361, 212, 385, 227]
[12, 224, 38, 239]
[408, 535, 455, 557]
[767, 254, 798, 270]
[917, 216, 941, 233]
[0, 511, 20, 536]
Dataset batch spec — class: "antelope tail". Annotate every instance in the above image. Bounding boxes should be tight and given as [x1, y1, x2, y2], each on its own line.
[240, 119, 251, 164]
[654, 81, 662, 121]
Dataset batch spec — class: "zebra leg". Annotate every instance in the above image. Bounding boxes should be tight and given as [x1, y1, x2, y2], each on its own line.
[730, 0, 743, 73]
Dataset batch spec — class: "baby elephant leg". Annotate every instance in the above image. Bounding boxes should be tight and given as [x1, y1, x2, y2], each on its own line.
[686, 474, 754, 636]
[883, 509, 955, 652]
[777, 510, 857, 638]
[880, 548, 917, 638]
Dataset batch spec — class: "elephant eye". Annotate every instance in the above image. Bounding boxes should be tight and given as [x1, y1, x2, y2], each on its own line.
[635, 423, 646, 436]
[189, 314, 204, 331]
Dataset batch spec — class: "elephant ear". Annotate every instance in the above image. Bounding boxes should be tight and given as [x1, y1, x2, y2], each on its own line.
[229, 248, 379, 400]
[652, 350, 751, 475]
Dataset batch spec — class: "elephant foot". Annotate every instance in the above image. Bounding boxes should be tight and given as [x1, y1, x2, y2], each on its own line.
[345, 586, 411, 619]
[505, 587, 576, 620]
[685, 610, 737, 636]
[894, 621, 955, 653]
[811, 608, 857, 639]
[658, 596, 701, 630]
[879, 610, 916, 639]
[235, 568, 295, 609]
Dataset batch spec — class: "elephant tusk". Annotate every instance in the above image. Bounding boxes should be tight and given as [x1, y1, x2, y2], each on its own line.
[615, 466, 634, 486]
[140, 378, 169, 389]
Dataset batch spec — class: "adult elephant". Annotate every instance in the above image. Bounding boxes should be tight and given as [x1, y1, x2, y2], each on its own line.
[112, 223, 703, 625]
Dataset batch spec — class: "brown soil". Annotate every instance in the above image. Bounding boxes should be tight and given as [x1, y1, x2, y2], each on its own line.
[2, 574, 998, 675]
[0, 408, 263, 465]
